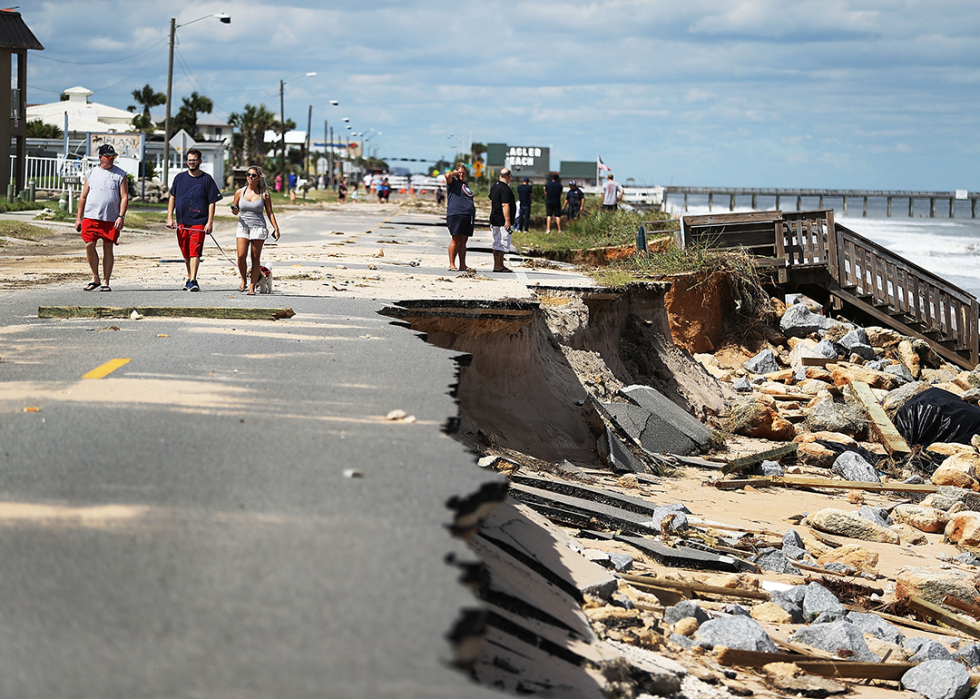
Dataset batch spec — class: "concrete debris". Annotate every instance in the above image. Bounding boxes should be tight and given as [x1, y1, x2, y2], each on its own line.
[789, 619, 878, 662]
[802, 582, 846, 622]
[743, 349, 780, 375]
[846, 611, 904, 645]
[831, 451, 880, 483]
[694, 615, 779, 653]
[619, 385, 714, 449]
[663, 600, 710, 626]
[780, 304, 841, 337]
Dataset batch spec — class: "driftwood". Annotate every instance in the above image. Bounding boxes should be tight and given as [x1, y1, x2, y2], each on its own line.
[722, 444, 798, 476]
[906, 594, 980, 640]
[38, 306, 296, 321]
[716, 647, 917, 681]
[842, 603, 974, 640]
[619, 573, 770, 601]
[715, 475, 938, 494]
[848, 380, 912, 458]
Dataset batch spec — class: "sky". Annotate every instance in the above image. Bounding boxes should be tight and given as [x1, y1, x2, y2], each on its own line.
[21, 1, 980, 190]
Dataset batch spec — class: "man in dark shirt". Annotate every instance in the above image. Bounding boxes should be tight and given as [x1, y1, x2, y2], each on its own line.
[445, 163, 475, 271]
[544, 173, 563, 234]
[166, 148, 223, 291]
[565, 181, 584, 220]
[488, 168, 516, 272]
[516, 177, 532, 232]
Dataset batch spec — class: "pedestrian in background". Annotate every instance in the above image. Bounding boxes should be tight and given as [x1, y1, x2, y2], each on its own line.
[544, 173, 563, 234]
[166, 148, 223, 291]
[565, 181, 584, 220]
[75, 143, 128, 291]
[602, 173, 623, 211]
[445, 163, 474, 271]
[488, 167, 515, 273]
[516, 176, 532, 232]
[230, 165, 281, 295]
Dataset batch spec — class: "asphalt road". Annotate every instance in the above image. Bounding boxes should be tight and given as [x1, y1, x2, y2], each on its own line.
[0, 204, 558, 698]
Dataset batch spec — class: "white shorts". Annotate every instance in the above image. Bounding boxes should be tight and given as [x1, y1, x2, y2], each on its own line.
[491, 225, 511, 253]
[236, 223, 269, 241]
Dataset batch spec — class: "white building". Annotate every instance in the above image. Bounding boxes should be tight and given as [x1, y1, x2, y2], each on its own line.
[27, 86, 136, 135]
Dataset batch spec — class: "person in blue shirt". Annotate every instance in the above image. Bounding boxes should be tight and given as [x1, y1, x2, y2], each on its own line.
[166, 149, 223, 291]
[445, 163, 475, 271]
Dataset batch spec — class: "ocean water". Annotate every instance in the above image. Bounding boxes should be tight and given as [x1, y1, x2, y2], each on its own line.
[666, 195, 980, 298]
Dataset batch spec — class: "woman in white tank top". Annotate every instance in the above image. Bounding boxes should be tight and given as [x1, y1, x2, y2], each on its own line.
[230, 166, 281, 294]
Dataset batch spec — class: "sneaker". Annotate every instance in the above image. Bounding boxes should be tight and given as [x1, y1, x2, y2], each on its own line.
[183, 280, 193, 291]
[189, 280, 200, 292]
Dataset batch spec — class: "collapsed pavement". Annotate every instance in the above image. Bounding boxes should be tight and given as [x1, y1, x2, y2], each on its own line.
[386, 277, 980, 699]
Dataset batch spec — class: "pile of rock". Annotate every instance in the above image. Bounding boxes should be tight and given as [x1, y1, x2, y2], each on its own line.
[129, 179, 169, 204]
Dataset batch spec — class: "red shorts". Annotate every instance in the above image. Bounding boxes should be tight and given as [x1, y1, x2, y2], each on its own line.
[176, 224, 206, 259]
[80, 219, 119, 244]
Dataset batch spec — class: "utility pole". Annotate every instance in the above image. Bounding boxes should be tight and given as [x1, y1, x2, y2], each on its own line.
[279, 79, 286, 190]
[163, 17, 175, 187]
[305, 104, 312, 180]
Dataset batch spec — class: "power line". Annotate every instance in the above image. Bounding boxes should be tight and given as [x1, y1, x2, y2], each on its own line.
[32, 38, 169, 65]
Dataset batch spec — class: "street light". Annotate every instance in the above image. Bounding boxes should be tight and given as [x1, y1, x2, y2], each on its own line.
[163, 13, 231, 186]
[307, 99, 339, 181]
[278, 72, 316, 191]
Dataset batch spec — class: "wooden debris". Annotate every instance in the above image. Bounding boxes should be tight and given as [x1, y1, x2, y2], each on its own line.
[38, 306, 296, 321]
[716, 476, 938, 494]
[847, 380, 912, 458]
[943, 595, 980, 622]
[842, 603, 974, 640]
[906, 594, 980, 640]
[722, 443, 798, 475]
[716, 648, 916, 681]
[801, 357, 836, 368]
[619, 573, 770, 601]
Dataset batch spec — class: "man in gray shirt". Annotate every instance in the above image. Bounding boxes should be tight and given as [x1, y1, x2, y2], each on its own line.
[75, 144, 129, 291]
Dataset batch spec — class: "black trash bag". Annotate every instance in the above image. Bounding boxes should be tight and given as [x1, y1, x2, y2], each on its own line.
[813, 440, 887, 467]
[894, 387, 980, 447]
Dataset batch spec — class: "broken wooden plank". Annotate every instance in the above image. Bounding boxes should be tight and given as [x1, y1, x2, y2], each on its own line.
[717, 475, 938, 494]
[848, 380, 912, 458]
[722, 443, 798, 475]
[716, 648, 916, 680]
[619, 573, 770, 601]
[801, 356, 836, 367]
[906, 594, 980, 640]
[842, 603, 974, 640]
[38, 306, 295, 321]
[614, 535, 750, 573]
[943, 595, 980, 622]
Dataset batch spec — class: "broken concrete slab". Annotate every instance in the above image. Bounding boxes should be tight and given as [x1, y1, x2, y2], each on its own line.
[614, 535, 747, 573]
[604, 426, 649, 474]
[603, 402, 698, 456]
[479, 502, 618, 601]
[789, 619, 878, 662]
[619, 385, 713, 449]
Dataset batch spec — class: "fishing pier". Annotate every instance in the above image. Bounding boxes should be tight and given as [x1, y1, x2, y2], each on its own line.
[665, 187, 980, 218]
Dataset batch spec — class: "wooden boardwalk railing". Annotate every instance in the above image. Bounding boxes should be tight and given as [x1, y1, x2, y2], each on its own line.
[679, 209, 979, 369]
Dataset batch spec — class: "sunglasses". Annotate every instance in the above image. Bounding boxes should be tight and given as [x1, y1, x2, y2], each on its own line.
[186, 159, 201, 163]
[246, 173, 259, 178]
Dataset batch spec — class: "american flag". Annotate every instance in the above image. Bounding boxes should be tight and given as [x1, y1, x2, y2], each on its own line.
[597, 155, 611, 172]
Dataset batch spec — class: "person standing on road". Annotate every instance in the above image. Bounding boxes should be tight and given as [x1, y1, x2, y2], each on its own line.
[445, 163, 474, 271]
[338, 178, 348, 202]
[516, 176, 532, 232]
[488, 168, 516, 273]
[230, 165, 280, 295]
[166, 148, 223, 291]
[602, 173, 624, 211]
[565, 180, 584, 220]
[544, 173, 563, 234]
[75, 144, 129, 291]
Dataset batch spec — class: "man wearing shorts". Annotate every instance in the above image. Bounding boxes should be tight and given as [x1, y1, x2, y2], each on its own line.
[602, 173, 624, 211]
[488, 168, 515, 273]
[445, 163, 475, 271]
[544, 173, 563, 234]
[75, 144, 129, 291]
[167, 148, 222, 291]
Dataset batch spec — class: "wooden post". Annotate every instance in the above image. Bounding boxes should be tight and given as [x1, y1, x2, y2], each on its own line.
[729, 194, 735, 211]
[909, 197, 914, 217]
[751, 193, 757, 209]
[775, 194, 781, 210]
[950, 198, 955, 218]
[973, 198, 977, 218]
[684, 192, 688, 212]
[887, 197, 892, 217]
[843, 195, 848, 215]
[930, 197, 936, 218]
[863, 196, 868, 217]
[796, 195, 801, 211]
[708, 193, 713, 212]
[818, 194, 823, 208]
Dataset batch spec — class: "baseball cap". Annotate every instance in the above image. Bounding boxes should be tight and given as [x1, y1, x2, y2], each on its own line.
[570, 181, 576, 185]
[523, 177, 529, 183]
[98, 144, 117, 157]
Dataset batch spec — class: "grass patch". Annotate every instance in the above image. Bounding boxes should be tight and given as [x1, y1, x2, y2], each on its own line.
[0, 221, 62, 243]
[0, 199, 48, 213]
[33, 206, 166, 229]
[514, 209, 674, 253]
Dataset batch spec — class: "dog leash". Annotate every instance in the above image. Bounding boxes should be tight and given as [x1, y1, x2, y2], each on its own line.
[207, 231, 240, 270]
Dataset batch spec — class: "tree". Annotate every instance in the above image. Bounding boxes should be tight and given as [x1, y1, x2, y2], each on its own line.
[129, 84, 165, 121]
[26, 119, 62, 139]
[172, 91, 213, 138]
[471, 142, 486, 163]
[228, 103, 277, 166]
[130, 114, 155, 133]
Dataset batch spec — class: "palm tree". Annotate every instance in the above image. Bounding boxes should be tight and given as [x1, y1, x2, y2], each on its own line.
[26, 119, 62, 139]
[228, 104, 277, 166]
[172, 91, 213, 138]
[129, 84, 166, 121]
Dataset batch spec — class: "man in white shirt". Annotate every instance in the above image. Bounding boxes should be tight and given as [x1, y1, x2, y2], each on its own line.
[602, 173, 624, 211]
[75, 144, 129, 291]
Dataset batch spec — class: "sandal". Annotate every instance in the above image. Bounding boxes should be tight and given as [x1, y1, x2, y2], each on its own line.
[100, 285, 112, 291]
[237, 282, 246, 292]
[83, 281, 100, 291]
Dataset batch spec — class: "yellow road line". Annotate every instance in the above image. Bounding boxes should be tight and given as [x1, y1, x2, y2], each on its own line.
[83, 358, 131, 380]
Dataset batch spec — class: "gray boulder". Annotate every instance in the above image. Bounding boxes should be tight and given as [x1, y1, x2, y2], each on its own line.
[955, 552, 980, 567]
[610, 592, 635, 610]
[857, 504, 890, 528]
[743, 349, 780, 375]
[812, 610, 846, 624]
[782, 544, 811, 561]
[823, 562, 855, 574]
[723, 604, 751, 617]
[921, 486, 980, 512]
[753, 549, 801, 575]
[790, 620, 878, 662]
[832, 451, 881, 483]
[882, 380, 930, 416]
[607, 553, 634, 572]
[694, 616, 778, 653]
[664, 600, 710, 626]
[955, 643, 980, 668]
[864, 359, 890, 371]
[783, 529, 805, 549]
[814, 339, 839, 358]
[849, 343, 878, 361]
[885, 363, 915, 384]
[802, 582, 845, 622]
[902, 660, 971, 699]
[733, 377, 752, 393]
[781, 305, 839, 337]
[839, 328, 870, 348]
[910, 640, 953, 664]
[805, 395, 865, 437]
[769, 590, 805, 624]
[758, 460, 785, 477]
[668, 633, 699, 651]
[846, 611, 904, 645]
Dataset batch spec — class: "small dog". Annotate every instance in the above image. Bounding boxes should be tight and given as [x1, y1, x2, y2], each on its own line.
[248, 265, 273, 294]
